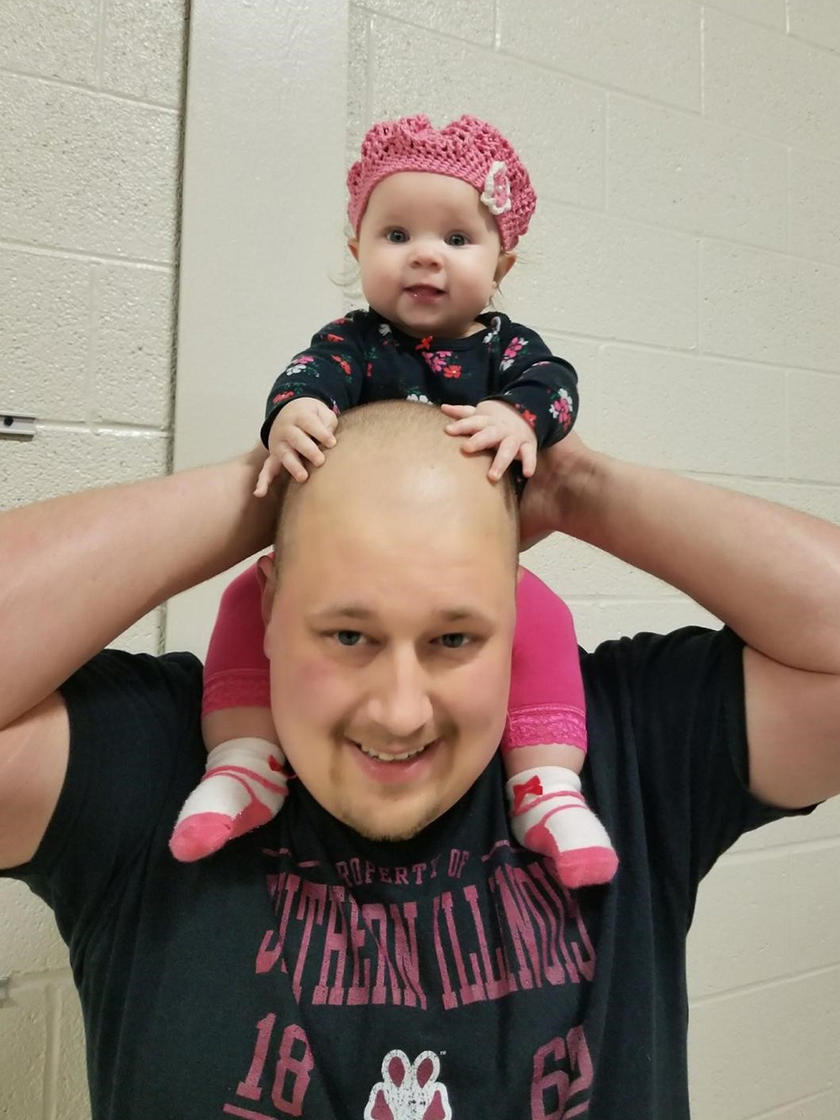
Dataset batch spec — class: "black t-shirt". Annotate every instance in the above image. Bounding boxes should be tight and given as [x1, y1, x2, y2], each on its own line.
[3, 628, 810, 1119]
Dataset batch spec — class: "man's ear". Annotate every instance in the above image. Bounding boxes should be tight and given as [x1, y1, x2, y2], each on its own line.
[256, 554, 276, 657]
[494, 251, 517, 287]
[347, 237, 360, 262]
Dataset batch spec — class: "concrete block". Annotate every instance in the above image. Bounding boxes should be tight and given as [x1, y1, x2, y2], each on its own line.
[102, 0, 188, 107]
[785, 35, 840, 162]
[599, 345, 786, 477]
[788, 0, 840, 53]
[367, 16, 605, 210]
[0, 880, 70, 973]
[56, 984, 91, 1120]
[0, 73, 180, 262]
[91, 263, 175, 428]
[700, 0, 785, 30]
[788, 372, 840, 484]
[790, 150, 840, 268]
[497, 0, 700, 111]
[0, 0, 98, 84]
[360, 0, 494, 45]
[701, 242, 840, 374]
[0, 986, 47, 1119]
[346, 5, 370, 167]
[608, 96, 786, 251]
[571, 597, 719, 653]
[688, 969, 840, 1119]
[703, 9, 790, 144]
[525, 530, 676, 602]
[742, 1092, 840, 1120]
[688, 852, 792, 999]
[0, 248, 90, 421]
[0, 426, 169, 510]
[788, 847, 840, 973]
[704, 9, 840, 160]
[515, 201, 697, 350]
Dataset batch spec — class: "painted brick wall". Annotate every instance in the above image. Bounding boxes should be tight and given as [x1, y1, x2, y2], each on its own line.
[0, 2, 187, 1116]
[348, 3, 840, 1118]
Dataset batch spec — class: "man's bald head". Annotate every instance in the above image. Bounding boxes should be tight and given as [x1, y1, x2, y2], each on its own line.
[272, 400, 519, 577]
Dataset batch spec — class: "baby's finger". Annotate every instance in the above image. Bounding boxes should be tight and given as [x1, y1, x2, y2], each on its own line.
[445, 416, 488, 436]
[520, 441, 538, 478]
[286, 426, 327, 467]
[298, 410, 336, 448]
[254, 456, 281, 497]
[313, 403, 339, 441]
[463, 427, 503, 453]
[280, 448, 310, 483]
[440, 403, 477, 418]
[488, 436, 520, 481]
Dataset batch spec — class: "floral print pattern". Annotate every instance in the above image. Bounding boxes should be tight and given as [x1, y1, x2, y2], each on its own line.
[262, 309, 578, 454]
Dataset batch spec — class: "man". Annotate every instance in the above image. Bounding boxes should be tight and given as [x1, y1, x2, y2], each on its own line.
[2, 400, 840, 1119]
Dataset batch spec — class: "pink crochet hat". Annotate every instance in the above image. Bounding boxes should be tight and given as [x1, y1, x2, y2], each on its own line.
[347, 114, 536, 251]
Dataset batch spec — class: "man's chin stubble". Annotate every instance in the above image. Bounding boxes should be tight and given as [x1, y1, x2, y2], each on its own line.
[341, 803, 443, 843]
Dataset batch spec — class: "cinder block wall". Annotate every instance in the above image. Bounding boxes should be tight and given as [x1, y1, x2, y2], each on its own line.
[0, 2, 187, 1116]
[2, 3, 839, 1118]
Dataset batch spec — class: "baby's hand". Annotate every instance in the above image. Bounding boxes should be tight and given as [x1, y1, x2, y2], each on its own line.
[254, 396, 338, 495]
[441, 399, 538, 481]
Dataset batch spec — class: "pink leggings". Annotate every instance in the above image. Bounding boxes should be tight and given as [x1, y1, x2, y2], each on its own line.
[203, 564, 587, 754]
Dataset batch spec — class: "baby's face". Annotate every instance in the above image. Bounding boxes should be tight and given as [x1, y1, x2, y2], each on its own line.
[349, 171, 515, 339]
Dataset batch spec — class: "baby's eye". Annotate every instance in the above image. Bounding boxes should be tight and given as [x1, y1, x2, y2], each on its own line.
[446, 233, 469, 247]
[335, 630, 365, 646]
[438, 632, 470, 649]
[385, 228, 408, 243]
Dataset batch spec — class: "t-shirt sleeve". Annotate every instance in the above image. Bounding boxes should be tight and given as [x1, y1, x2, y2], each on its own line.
[581, 626, 815, 906]
[1, 650, 204, 954]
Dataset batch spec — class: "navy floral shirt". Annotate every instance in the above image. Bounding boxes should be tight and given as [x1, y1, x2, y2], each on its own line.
[261, 309, 578, 450]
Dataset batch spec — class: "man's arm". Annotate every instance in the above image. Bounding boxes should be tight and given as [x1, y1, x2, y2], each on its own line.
[0, 447, 276, 867]
[522, 435, 840, 808]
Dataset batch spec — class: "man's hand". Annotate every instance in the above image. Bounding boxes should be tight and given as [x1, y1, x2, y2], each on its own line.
[517, 432, 595, 549]
[254, 397, 338, 494]
[441, 400, 538, 481]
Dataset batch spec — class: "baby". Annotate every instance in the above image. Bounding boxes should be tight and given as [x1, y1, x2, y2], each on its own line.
[169, 114, 617, 889]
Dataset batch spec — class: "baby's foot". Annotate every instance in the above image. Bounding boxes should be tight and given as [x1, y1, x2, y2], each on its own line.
[169, 738, 288, 862]
[506, 766, 618, 889]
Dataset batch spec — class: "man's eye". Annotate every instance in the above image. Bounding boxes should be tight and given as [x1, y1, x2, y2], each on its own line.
[438, 632, 469, 649]
[447, 233, 468, 247]
[385, 229, 408, 243]
[335, 630, 364, 646]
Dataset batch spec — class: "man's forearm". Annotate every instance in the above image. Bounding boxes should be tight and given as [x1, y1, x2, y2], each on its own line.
[564, 450, 840, 675]
[0, 448, 276, 727]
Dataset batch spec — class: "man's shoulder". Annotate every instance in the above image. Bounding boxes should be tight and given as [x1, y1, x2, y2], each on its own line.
[59, 647, 204, 738]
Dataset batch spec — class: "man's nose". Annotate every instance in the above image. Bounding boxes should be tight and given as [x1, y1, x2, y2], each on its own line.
[365, 648, 434, 739]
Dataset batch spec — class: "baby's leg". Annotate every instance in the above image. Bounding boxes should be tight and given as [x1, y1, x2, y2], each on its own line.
[169, 563, 288, 862]
[504, 569, 617, 889]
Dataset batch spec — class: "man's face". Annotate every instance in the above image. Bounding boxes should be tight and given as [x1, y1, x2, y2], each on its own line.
[262, 470, 516, 841]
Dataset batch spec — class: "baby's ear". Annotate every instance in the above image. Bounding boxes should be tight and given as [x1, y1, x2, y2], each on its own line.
[347, 237, 360, 262]
[494, 250, 517, 286]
